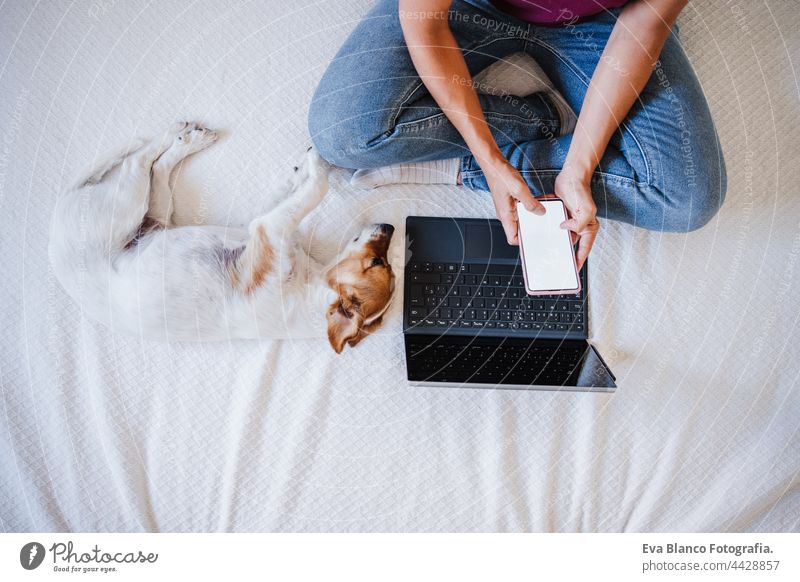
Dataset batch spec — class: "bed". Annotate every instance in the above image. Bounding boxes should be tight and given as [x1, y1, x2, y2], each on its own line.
[1, 0, 798, 532]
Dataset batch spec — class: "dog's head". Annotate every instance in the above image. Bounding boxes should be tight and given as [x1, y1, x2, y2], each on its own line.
[325, 223, 396, 353]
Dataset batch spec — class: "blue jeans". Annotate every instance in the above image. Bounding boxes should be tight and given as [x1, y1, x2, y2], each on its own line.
[309, 0, 726, 231]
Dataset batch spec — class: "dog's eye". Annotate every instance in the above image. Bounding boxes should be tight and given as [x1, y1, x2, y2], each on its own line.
[370, 257, 384, 267]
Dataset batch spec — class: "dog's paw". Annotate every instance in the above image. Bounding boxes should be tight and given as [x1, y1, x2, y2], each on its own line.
[305, 146, 331, 179]
[170, 122, 218, 154]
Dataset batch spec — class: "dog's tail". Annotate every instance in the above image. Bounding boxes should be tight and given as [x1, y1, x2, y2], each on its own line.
[74, 137, 147, 188]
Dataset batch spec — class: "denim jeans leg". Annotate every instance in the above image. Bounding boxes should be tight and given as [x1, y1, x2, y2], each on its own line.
[308, 0, 562, 169]
[460, 9, 726, 232]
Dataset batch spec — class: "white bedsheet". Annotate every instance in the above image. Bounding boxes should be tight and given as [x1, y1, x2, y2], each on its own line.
[1, 0, 798, 532]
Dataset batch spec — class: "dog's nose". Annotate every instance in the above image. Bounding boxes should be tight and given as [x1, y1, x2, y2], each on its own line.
[379, 223, 395, 236]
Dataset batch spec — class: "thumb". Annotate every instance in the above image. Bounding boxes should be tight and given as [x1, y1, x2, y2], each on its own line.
[560, 216, 587, 232]
[516, 191, 545, 215]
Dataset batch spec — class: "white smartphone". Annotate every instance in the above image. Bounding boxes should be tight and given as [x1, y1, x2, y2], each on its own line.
[517, 199, 581, 296]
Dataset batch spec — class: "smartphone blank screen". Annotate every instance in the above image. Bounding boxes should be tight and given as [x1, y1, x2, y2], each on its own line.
[517, 200, 579, 293]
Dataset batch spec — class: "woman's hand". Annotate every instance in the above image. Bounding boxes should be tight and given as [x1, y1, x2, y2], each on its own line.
[483, 159, 545, 245]
[553, 171, 599, 270]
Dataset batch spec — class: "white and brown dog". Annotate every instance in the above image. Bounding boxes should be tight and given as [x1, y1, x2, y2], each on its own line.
[49, 122, 395, 352]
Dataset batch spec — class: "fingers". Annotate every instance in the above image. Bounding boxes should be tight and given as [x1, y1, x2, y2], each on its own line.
[492, 194, 520, 245]
[569, 230, 579, 246]
[560, 216, 589, 232]
[561, 215, 599, 271]
[575, 227, 598, 271]
[501, 215, 519, 245]
[497, 207, 519, 245]
[513, 188, 545, 215]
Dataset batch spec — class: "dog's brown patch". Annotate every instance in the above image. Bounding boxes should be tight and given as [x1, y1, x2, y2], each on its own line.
[234, 225, 275, 294]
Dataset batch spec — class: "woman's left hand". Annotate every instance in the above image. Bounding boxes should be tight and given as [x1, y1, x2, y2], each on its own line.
[553, 171, 600, 271]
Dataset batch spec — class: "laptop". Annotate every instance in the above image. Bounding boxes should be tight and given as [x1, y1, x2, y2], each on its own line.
[403, 216, 617, 392]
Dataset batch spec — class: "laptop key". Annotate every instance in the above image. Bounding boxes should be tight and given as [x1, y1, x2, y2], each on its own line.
[411, 273, 439, 284]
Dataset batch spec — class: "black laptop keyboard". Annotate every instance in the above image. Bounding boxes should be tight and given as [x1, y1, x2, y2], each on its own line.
[406, 262, 586, 333]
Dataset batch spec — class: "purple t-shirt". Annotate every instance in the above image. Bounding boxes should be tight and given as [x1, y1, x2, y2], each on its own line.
[491, 0, 629, 25]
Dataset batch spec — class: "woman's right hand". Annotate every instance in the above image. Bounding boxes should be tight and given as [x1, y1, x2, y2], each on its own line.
[482, 158, 545, 245]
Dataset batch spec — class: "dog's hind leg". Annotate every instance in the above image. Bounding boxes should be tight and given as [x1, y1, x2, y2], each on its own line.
[147, 122, 218, 227]
[96, 131, 177, 251]
[74, 138, 146, 188]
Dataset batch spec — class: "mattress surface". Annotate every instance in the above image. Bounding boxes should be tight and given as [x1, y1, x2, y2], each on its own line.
[0, 0, 798, 532]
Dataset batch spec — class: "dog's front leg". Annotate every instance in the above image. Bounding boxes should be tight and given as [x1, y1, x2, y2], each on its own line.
[262, 148, 331, 240]
[232, 149, 330, 294]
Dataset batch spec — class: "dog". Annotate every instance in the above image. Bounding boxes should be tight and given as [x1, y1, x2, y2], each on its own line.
[48, 122, 395, 352]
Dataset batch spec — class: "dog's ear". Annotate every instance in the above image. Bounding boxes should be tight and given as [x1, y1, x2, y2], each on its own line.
[343, 315, 384, 350]
[326, 297, 364, 354]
